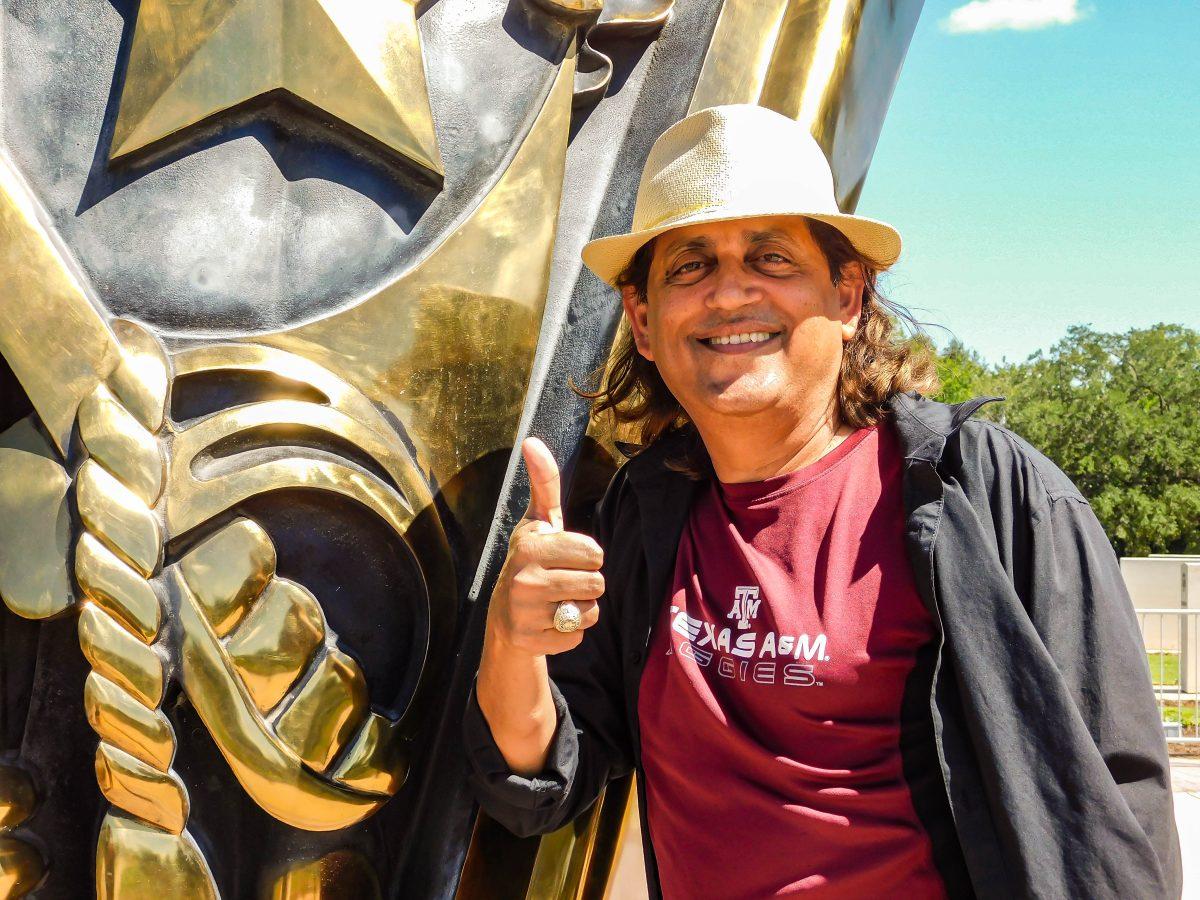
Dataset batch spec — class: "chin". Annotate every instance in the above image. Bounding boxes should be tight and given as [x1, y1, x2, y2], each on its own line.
[695, 386, 782, 419]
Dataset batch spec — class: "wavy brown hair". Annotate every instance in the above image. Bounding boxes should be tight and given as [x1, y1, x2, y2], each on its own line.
[580, 216, 940, 463]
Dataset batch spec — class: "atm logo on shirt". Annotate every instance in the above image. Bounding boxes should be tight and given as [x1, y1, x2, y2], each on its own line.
[670, 588, 832, 689]
[727, 585, 761, 629]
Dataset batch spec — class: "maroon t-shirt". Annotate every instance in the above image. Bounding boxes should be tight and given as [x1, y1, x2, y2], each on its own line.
[637, 422, 948, 898]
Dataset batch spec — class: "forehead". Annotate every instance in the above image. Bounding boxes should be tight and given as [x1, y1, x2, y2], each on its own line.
[655, 215, 817, 257]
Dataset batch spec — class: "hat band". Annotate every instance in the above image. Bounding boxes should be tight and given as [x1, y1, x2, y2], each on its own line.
[637, 198, 842, 235]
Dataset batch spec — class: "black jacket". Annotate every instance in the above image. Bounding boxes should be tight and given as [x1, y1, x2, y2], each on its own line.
[463, 391, 1182, 899]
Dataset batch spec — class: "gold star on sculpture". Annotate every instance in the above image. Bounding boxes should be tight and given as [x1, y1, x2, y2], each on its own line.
[110, 0, 443, 176]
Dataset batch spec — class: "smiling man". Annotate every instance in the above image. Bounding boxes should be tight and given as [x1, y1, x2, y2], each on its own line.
[463, 105, 1181, 899]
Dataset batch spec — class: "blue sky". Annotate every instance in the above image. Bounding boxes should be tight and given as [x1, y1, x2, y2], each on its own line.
[859, 0, 1200, 365]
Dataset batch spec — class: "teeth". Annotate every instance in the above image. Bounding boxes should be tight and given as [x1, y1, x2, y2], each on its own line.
[706, 331, 775, 346]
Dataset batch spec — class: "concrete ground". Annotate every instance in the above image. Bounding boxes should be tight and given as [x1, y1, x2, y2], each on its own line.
[1173, 755, 1200, 899]
[603, 760, 1200, 898]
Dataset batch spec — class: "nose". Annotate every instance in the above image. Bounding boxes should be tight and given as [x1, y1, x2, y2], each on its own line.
[705, 258, 759, 311]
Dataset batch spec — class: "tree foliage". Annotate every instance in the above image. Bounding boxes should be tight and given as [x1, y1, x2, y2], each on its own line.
[928, 324, 1200, 557]
[932, 338, 991, 405]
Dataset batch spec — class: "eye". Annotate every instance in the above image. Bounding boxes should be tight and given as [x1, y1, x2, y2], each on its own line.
[670, 260, 705, 277]
[759, 252, 790, 264]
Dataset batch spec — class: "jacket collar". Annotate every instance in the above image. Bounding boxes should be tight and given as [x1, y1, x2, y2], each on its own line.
[885, 391, 1005, 463]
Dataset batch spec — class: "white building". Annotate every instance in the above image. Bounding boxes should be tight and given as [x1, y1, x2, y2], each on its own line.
[1122, 556, 1199, 692]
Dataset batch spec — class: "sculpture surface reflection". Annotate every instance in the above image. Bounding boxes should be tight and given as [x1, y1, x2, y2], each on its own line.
[111, 0, 443, 174]
[0, 0, 923, 895]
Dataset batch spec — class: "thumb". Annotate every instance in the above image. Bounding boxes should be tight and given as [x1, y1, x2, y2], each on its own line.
[521, 436, 563, 531]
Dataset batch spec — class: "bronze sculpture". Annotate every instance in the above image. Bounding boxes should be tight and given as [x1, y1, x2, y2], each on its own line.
[0, 1, 923, 895]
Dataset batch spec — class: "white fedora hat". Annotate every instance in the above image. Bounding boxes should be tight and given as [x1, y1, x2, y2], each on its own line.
[581, 104, 902, 287]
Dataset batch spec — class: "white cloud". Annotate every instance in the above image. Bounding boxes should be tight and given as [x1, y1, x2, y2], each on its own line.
[942, 0, 1087, 34]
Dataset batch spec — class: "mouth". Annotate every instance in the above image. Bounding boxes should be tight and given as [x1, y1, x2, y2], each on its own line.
[698, 330, 781, 351]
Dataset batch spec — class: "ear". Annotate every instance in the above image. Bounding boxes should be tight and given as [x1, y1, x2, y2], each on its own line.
[836, 261, 865, 343]
[620, 284, 655, 361]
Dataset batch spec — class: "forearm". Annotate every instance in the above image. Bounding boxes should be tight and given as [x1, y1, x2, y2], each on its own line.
[476, 627, 558, 776]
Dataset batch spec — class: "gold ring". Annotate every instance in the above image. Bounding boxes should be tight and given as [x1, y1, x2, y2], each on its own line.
[553, 600, 582, 634]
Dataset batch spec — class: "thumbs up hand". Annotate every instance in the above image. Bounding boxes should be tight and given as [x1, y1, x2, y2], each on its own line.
[523, 434, 565, 532]
[485, 437, 605, 657]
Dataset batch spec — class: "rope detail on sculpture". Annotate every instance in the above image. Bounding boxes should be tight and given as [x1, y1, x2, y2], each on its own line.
[72, 320, 218, 900]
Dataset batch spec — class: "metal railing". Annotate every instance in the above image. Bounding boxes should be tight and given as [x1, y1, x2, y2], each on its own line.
[1136, 608, 1200, 744]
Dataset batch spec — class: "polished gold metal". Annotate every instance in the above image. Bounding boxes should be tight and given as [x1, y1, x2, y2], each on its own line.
[0, 447, 72, 620]
[685, 0, 913, 207]
[267, 850, 382, 900]
[94, 744, 189, 835]
[174, 538, 384, 830]
[107, 320, 171, 436]
[110, 0, 443, 176]
[60, 321, 222, 899]
[7, 26, 579, 893]
[525, 803, 601, 900]
[79, 603, 165, 709]
[178, 518, 277, 638]
[0, 155, 121, 455]
[275, 647, 369, 772]
[0, 417, 54, 457]
[0, 762, 43, 898]
[689, 0, 861, 146]
[688, 0, 842, 120]
[499, 776, 635, 900]
[258, 48, 575, 494]
[138, 77, 579, 843]
[79, 384, 165, 507]
[166, 344, 435, 546]
[95, 813, 218, 900]
[164, 342, 454, 832]
[331, 712, 407, 797]
[167, 397, 419, 540]
[689, 0, 793, 114]
[165, 344, 454, 832]
[171, 343, 393, 437]
[147, 73, 579, 837]
[85, 673, 177, 772]
[0, 767, 36, 832]
[533, 0, 604, 12]
[0, 836, 45, 899]
[76, 459, 163, 579]
[76, 532, 162, 643]
[226, 578, 326, 714]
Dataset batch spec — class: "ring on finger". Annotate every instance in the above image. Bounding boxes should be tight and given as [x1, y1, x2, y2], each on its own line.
[553, 600, 582, 634]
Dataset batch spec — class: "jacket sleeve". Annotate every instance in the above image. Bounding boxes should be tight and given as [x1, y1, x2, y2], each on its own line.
[1025, 492, 1183, 898]
[462, 469, 635, 838]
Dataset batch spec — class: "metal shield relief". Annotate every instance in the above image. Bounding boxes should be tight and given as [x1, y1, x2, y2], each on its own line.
[0, 0, 923, 896]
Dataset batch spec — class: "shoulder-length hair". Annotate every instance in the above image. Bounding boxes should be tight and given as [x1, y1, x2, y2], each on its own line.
[579, 216, 940, 468]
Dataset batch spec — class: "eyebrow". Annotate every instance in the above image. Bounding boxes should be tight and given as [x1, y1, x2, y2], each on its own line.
[663, 228, 796, 258]
[662, 236, 714, 257]
[745, 228, 793, 244]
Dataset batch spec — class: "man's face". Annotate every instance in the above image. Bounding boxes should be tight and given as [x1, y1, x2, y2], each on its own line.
[621, 215, 865, 425]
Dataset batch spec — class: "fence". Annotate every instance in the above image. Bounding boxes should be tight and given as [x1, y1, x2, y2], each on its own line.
[1137, 608, 1200, 744]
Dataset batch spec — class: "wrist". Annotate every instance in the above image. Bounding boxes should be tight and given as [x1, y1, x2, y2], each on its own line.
[481, 619, 543, 664]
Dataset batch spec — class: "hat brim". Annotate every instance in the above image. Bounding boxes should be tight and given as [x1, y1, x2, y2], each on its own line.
[581, 208, 902, 288]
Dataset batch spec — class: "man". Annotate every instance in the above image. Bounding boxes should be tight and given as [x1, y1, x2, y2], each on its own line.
[462, 104, 1181, 898]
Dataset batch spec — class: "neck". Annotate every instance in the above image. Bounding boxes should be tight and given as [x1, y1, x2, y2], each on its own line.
[692, 392, 852, 483]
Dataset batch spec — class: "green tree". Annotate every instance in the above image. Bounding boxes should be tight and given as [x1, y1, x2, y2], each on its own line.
[933, 338, 991, 404]
[977, 324, 1200, 557]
